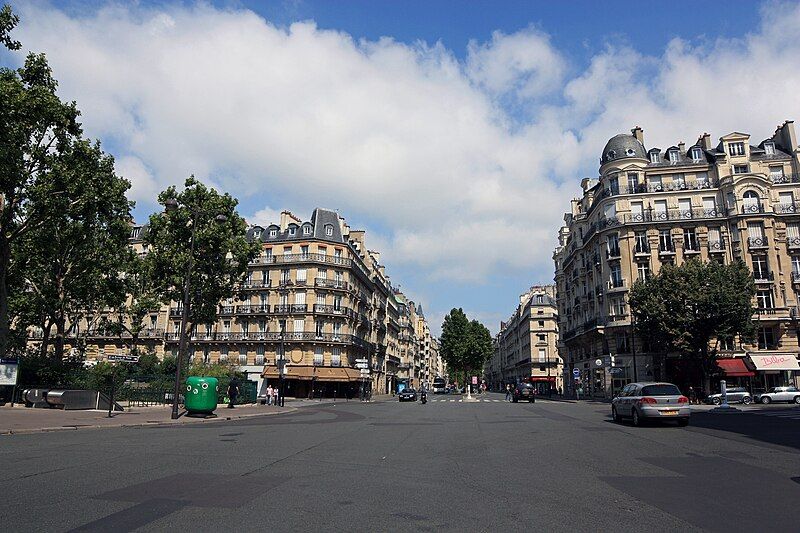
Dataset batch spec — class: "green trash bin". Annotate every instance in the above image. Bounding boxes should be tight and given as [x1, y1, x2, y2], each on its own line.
[185, 376, 219, 415]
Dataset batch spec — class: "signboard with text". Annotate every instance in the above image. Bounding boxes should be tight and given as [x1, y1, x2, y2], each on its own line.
[0, 358, 19, 386]
[471, 376, 478, 385]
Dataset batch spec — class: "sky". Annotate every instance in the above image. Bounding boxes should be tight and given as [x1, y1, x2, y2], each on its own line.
[3, 0, 800, 335]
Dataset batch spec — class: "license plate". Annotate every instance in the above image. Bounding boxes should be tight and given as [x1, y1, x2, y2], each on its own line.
[661, 410, 678, 416]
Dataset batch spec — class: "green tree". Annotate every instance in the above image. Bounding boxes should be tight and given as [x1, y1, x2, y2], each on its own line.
[0, 6, 82, 357]
[145, 177, 259, 363]
[628, 259, 756, 393]
[439, 308, 493, 392]
[15, 138, 133, 360]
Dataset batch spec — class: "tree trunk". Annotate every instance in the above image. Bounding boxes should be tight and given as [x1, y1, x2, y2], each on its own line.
[54, 315, 66, 361]
[39, 320, 52, 358]
[0, 237, 11, 358]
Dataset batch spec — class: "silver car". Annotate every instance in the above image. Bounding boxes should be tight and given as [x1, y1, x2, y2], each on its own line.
[755, 386, 800, 404]
[612, 382, 691, 427]
[706, 387, 753, 405]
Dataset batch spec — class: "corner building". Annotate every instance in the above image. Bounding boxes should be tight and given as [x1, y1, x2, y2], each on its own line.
[554, 122, 800, 398]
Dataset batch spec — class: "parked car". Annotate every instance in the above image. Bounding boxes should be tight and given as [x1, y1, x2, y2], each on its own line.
[398, 388, 418, 402]
[754, 386, 800, 404]
[512, 382, 536, 403]
[706, 387, 753, 405]
[611, 382, 690, 427]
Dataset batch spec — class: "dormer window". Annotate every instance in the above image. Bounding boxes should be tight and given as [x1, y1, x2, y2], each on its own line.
[288, 226, 296, 236]
[325, 225, 334, 237]
[303, 225, 311, 235]
[728, 142, 745, 156]
[606, 150, 616, 160]
[649, 152, 659, 164]
[269, 228, 277, 237]
[253, 229, 262, 239]
[668, 150, 680, 163]
[130, 227, 141, 239]
[764, 142, 775, 155]
[690, 147, 703, 162]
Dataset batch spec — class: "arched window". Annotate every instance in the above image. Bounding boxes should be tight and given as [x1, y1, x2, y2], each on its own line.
[742, 190, 761, 213]
[325, 224, 334, 237]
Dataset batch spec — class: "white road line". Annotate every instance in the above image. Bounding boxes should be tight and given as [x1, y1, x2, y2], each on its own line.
[450, 399, 455, 402]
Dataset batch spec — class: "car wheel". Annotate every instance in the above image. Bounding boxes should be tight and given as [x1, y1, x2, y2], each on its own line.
[794, 396, 800, 404]
[677, 418, 689, 427]
[742, 396, 752, 405]
[761, 396, 771, 404]
[632, 409, 642, 427]
[612, 407, 622, 423]
[711, 397, 721, 405]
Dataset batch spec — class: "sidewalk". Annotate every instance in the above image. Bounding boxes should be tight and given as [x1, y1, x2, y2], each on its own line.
[0, 402, 294, 436]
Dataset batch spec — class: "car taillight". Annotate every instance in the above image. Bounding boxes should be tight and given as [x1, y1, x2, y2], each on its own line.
[678, 396, 688, 403]
[638, 397, 657, 404]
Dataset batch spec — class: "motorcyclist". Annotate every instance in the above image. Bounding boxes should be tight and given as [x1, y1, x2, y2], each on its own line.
[420, 385, 427, 404]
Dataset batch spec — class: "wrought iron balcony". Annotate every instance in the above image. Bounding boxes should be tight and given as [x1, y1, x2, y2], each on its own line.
[770, 173, 800, 184]
[634, 243, 650, 255]
[272, 304, 308, 314]
[708, 240, 726, 252]
[741, 203, 765, 214]
[236, 304, 270, 314]
[753, 271, 774, 283]
[219, 305, 236, 315]
[791, 271, 800, 283]
[314, 278, 349, 290]
[774, 202, 797, 214]
[787, 237, 800, 249]
[747, 236, 769, 249]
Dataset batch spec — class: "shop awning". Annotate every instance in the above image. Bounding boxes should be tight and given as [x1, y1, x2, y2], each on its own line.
[313, 367, 362, 382]
[262, 366, 315, 380]
[748, 354, 800, 372]
[716, 358, 755, 377]
[530, 376, 556, 382]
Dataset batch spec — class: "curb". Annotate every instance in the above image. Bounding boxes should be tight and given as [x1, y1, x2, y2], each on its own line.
[1, 407, 297, 436]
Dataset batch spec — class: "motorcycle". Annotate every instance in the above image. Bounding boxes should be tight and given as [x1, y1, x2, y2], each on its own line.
[420, 391, 427, 404]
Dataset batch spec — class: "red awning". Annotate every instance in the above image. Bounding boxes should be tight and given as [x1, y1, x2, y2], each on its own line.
[716, 358, 755, 377]
[529, 377, 556, 382]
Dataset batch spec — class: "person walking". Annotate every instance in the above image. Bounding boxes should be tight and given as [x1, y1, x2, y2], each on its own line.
[505, 383, 513, 402]
[272, 384, 279, 406]
[688, 386, 697, 405]
[227, 378, 239, 409]
[266, 384, 273, 406]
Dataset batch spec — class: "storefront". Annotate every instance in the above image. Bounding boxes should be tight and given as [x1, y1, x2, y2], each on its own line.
[262, 366, 361, 398]
[747, 353, 800, 391]
[716, 357, 755, 389]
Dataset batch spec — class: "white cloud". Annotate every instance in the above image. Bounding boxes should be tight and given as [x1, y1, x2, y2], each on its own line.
[9, 0, 800, 289]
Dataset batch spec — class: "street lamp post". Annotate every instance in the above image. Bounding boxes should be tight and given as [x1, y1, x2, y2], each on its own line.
[279, 322, 286, 407]
[166, 199, 227, 420]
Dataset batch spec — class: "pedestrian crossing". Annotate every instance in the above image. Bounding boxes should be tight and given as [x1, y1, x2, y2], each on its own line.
[429, 398, 507, 403]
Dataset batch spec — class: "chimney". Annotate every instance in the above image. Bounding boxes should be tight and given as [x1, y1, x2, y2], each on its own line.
[698, 133, 712, 151]
[279, 210, 301, 231]
[631, 126, 644, 144]
[774, 120, 797, 152]
[678, 141, 686, 155]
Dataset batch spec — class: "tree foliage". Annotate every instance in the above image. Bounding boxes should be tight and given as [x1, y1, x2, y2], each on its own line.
[628, 259, 756, 389]
[145, 177, 259, 331]
[440, 308, 493, 386]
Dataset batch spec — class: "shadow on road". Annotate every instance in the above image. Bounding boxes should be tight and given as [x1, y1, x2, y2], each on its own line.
[687, 410, 800, 451]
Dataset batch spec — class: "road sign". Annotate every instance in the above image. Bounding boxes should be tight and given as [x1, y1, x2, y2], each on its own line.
[355, 358, 368, 364]
[471, 376, 478, 385]
[609, 367, 624, 375]
[107, 354, 140, 363]
[572, 368, 580, 377]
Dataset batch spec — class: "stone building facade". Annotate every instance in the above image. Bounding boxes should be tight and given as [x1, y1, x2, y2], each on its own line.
[485, 285, 562, 394]
[553, 122, 800, 398]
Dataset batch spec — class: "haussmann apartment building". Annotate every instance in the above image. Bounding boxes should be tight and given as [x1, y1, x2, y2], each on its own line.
[553, 121, 800, 398]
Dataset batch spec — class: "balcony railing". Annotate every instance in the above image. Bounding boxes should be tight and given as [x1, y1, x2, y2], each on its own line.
[747, 236, 769, 248]
[236, 304, 270, 314]
[753, 271, 774, 283]
[239, 280, 271, 289]
[770, 173, 800, 184]
[272, 304, 308, 314]
[741, 203, 765, 214]
[659, 242, 675, 254]
[787, 237, 800, 249]
[708, 240, 726, 252]
[219, 305, 236, 315]
[683, 241, 701, 253]
[792, 272, 800, 282]
[166, 330, 370, 347]
[634, 243, 650, 255]
[314, 278, 349, 290]
[607, 278, 625, 290]
[774, 202, 798, 214]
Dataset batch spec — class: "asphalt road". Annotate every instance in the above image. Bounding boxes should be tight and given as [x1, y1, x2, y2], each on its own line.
[2, 392, 799, 532]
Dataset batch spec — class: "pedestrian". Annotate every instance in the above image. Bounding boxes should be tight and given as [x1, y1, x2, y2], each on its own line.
[557, 386, 562, 396]
[505, 383, 512, 402]
[688, 386, 697, 405]
[266, 384, 273, 405]
[272, 385, 279, 406]
[227, 378, 239, 409]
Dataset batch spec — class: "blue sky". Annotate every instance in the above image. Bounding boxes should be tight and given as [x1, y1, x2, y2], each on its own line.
[4, 0, 799, 333]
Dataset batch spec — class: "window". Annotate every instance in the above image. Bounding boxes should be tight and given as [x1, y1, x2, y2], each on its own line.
[788, 223, 800, 245]
[538, 348, 546, 363]
[300, 245, 309, 258]
[733, 164, 748, 174]
[283, 246, 292, 256]
[649, 175, 663, 191]
[269, 228, 277, 237]
[239, 348, 247, 365]
[316, 320, 324, 337]
[637, 262, 650, 281]
[314, 347, 323, 366]
[293, 319, 304, 332]
[325, 225, 334, 236]
[253, 229, 261, 239]
[316, 294, 325, 306]
[708, 227, 722, 249]
[757, 327, 775, 350]
[296, 268, 307, 283]
[752, 256, 769, 280]
[649, 151, 660, 163]
[538, 320, 545, 327]
[683, 228, 698, 251]
[690, 147, 703, 162]
[223, 320, 231, 333]
[673, 174, 686, 189]
[607, 233, 620, 257]
[659, 229, 673, 252]
[294, 291, 306, 305]
[203, 347, 210, 364]
[634, 231, 648, 253]
[317, 268, 327, 280]
[779, 191, 794, 211]
[258, 319, 266, 333]
[743, 191, 760, 212]
[678, 198, 692, 218]
[303, 225, 311, 235]
[669, 150, 680, 163]
[333, 322, 342, 339]
[696, 171, 709, 187]
[281, 269, 290, 283]
[630, 201, 644, 222]
[220, 347, 229, 361]
[241, 320, 249, 334]
[255, 346, 265, 365]
[770, 165, 784, 178]
[610, 264, 623, 287]
[756, 290, 774, 309]
[627, 172, 639, 191]
[791, 255, 800, 275]
[288, 226, 296, 236]
[130, 227, 141, 239]
[702, 196, 716, 216]
[728, 142, 745, 156]
[610, 298, 626, 318]
[615, 332, 630, 353]
[764, 142, 775, 155]
[719, 337, 734, 351]
[608, 175, 619, 195]
[653, 200, 668, 220]
[331, 347, 341, 366]
[537, 333, 546, 342]
[747, 222, 765, 245]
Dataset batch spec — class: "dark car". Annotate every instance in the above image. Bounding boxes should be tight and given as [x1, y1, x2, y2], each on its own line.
[512, 383, 536, 403]
[398, 388, 418, 402]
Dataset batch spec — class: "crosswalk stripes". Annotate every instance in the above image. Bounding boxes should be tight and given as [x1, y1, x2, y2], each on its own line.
[430, 398, 508, 403]
[755, 410, 800, 420]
